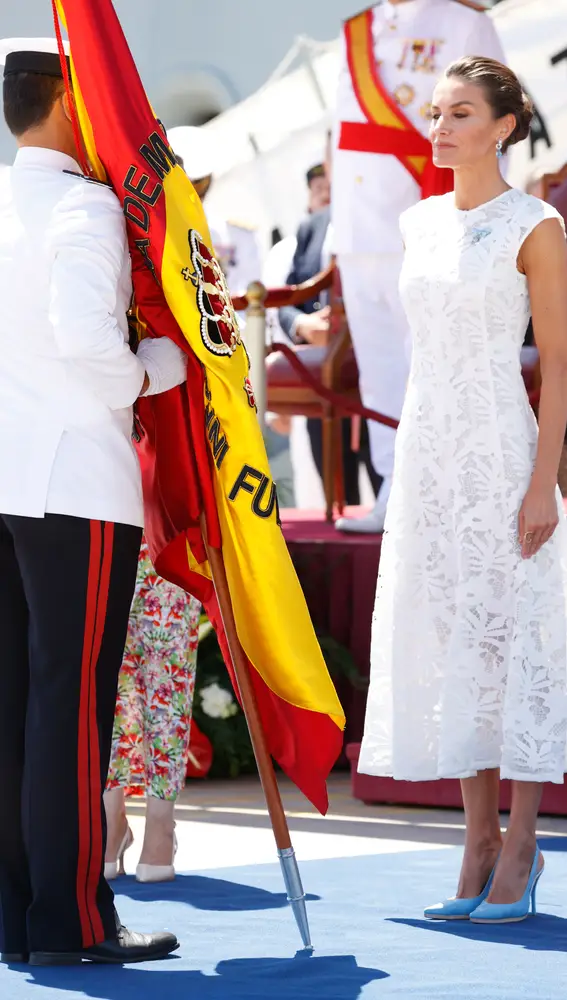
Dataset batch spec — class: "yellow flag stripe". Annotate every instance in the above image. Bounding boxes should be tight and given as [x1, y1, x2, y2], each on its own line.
[160, 173, 345, 721]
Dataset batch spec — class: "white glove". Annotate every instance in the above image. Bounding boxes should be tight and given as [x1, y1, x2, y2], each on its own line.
[137, 336, 188, 396]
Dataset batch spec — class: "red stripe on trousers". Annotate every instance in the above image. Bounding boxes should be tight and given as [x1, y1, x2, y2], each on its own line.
[76, 520, 102, 947]
[84, 522, 114, 945]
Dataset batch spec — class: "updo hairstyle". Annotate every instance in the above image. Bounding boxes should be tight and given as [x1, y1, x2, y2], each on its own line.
[444, 56, 533, 152]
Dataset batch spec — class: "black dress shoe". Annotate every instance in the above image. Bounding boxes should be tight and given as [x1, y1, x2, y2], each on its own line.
[28, 925, 179, 965]
[1, 952, 28, 963]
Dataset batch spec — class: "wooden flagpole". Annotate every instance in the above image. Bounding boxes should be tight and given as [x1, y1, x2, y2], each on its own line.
[199, 513, 313, 950]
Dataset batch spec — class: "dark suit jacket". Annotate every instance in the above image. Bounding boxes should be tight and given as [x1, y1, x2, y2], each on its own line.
[279, 206, 330, 341]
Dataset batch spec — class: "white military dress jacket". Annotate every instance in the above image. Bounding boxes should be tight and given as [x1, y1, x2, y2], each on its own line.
[0, 147, 146, 526]
[332, 0, 506, 255]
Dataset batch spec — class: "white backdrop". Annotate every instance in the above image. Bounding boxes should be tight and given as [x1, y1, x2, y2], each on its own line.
[493, 0, 567, 186]
[204, 47, 338, 257]
[204, 0, 567, 255]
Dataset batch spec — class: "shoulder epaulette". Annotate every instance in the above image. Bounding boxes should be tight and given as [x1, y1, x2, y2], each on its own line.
[62, 169, 111, 188]
[450, 0, 486, 11]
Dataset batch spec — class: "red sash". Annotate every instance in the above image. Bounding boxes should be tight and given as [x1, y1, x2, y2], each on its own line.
[339, 9, 453, 200]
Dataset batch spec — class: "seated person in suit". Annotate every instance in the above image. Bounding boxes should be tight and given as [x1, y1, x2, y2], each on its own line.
[279, 165, 332, 348]
[279, 152, 380, 505]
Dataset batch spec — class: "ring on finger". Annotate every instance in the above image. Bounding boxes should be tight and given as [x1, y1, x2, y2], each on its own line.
[523, 531, 534, 543]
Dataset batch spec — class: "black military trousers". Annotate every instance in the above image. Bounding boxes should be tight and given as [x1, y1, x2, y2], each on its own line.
[0, 513, 141, 953]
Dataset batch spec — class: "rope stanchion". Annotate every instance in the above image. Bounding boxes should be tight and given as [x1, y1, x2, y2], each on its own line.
[270, 342, 399, 429]
[270, 345, 541, 422]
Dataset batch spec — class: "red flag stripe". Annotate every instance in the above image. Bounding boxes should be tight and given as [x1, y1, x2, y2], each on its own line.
[207, 592, 342, 814]
[85, 522, 114, 943]
[76, 521, 112, 947]
[76, 521, 101, 946]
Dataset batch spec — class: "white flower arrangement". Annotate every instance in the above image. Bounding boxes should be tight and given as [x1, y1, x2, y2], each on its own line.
[200, 682, 239, 720]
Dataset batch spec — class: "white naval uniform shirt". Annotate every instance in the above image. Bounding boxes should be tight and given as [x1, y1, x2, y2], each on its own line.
[0, 147, 146, 526]
[332, 0, 506, 254]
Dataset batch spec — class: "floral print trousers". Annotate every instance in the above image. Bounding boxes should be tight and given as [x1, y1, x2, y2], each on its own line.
[106, 538, 201, 800]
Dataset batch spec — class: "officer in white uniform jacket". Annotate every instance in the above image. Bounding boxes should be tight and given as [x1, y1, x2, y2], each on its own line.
[0, 38, 183, 966]
[332, 0, 505, 532]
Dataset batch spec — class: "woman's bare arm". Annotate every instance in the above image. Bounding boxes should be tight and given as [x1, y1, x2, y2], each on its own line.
[517, 217, 567, 557]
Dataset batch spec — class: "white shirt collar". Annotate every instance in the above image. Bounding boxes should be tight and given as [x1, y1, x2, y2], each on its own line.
[13, 146, 81, 174]
[382, 0, 438, 15]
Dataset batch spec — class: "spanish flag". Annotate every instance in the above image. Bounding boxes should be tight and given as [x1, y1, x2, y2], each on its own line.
[54, 0, 345, 814]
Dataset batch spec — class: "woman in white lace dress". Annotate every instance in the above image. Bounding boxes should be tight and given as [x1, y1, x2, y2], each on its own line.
[358, 57, 567, 922]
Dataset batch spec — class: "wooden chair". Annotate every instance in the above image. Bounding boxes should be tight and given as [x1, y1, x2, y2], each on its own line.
[234, 262, 361, 522]
[266, 263, 361, 521]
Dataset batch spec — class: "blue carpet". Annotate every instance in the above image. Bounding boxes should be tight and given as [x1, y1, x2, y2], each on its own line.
[2, 837, 567, 1000]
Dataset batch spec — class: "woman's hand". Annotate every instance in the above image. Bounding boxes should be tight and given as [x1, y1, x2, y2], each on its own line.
[518, 481, 559, 559]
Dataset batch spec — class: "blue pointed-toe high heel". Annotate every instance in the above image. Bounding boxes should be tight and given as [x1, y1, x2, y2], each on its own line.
[469, 848, 543, 924]
[424, 864, 496, 920]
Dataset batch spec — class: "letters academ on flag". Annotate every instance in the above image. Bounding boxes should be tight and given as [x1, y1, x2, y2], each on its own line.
[54, 0, 345, 814]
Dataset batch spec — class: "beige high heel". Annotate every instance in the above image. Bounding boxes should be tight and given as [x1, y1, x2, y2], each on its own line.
[136, 831, 178, 884]
[104, 826, 134, 881]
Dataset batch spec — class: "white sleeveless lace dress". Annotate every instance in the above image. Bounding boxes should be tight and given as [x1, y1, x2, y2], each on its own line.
[358, 189, 567, 784]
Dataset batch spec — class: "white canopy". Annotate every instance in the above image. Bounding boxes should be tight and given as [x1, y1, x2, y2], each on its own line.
[201, 0, 567, 256]
[201, 39, 338, 255]
[492, 0, 567, 185]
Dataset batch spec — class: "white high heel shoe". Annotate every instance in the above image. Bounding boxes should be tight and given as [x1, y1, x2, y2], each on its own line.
[136, 830, 178, 884]
[335, 476, 392, 535]
[104, 825, 134, 881]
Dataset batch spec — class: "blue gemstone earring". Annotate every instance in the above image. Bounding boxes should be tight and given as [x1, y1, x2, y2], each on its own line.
[496, 137, 503, 158]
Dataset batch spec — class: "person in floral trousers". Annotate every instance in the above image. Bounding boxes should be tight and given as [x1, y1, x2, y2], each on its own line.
[104, 538, 201, 883]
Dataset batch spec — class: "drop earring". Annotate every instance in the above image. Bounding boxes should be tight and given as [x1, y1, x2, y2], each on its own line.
[496, 137, 503, 158]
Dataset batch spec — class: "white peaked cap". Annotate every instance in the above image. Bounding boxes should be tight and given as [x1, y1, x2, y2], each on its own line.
[0, 37, 70, 77]
[167, 126, 217, 180]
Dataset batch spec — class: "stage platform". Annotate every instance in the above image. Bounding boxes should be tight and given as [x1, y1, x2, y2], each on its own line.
[281, 508, 380, 750]
[282, 506, 567, 815]
[3, 776, 566, 1000]
[347, 743, 567, 817]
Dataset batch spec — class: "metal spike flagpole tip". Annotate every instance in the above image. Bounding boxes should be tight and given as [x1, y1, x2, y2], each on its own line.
[278, 847, 314, 953]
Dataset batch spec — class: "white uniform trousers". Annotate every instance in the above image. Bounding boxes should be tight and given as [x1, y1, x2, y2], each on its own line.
[338, 252, 409, 481]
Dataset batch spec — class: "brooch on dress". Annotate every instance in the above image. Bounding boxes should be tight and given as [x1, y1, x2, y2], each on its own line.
[470, 227, 492, 245]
